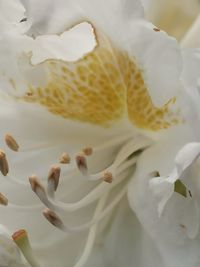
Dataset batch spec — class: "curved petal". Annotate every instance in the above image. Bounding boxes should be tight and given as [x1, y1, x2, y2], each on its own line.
[142, 0, 200, 41]
[20, 0, 144, 36]
[101, 197, 163, 267]
[181, 48, 200, 89]
[128, 170, 200, 267]
[0, 0, 186, 134]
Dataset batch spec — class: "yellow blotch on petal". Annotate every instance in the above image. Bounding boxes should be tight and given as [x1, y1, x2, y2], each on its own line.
[23, 36, 127, 127]
[20, 30, 181, 131]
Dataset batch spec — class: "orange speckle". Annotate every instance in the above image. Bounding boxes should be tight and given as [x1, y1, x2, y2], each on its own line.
[18, 28, 181, 131]
[153, 28, 160, 32]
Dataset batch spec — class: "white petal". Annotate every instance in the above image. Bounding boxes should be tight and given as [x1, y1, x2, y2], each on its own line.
[149, 142, 200, 216]
[128, 171, 200, 267]
[181, 48, 200, 89]
[18, 0, 184, 109]
[175, 142, 200, 175]
[142, 0, 200, 41]
[93, 198, 163, 267]
[127, 21, 182, 106]
[0, 0, 27, 33]
[21, 0, 144, 36]
[149, 176, 175, 216]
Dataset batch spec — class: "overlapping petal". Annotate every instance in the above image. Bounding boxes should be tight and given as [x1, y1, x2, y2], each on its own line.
[0, 0, 200, 267]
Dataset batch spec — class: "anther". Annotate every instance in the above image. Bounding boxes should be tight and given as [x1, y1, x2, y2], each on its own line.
[0, 150, 9, 176]
[43, 208, 64, 230]
[29, 175, 45, 194]
[103, 171, 113, 183]
[12, 229, 42, 267]
[76, 153, 88, 175]
[5, 134, 19, 152]
[26, 91, 33, 96]
[29, 175, 52, 209]
[153, 27, 160, 32]
[149, 171, 160, 178]
[59, 152, 71, 164]
[0, 192, 8, 206]
[82, 147, 93, 156]
[20, 18, 27, 23]
[48, 165, 61, 191]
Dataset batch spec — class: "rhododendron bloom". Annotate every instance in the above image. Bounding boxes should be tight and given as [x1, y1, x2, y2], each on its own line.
[0, 0, 200, 267]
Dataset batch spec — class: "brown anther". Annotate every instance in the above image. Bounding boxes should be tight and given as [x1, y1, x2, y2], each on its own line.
[82, 147, 93, 156]
[180, 224, 187, 229]
[188, 190, 192, 198]
[0, 150, 9, 176]
[5, 134, 19, 152]
[153, 27, 160, 32]
[75, 153, 88, 175]
[48, 165, 61, 191]
[149, 171, 160, 178]
[29, 175, 45, 194]
[26, 91, 33, 97]
[59, 153, 71, 164]
[43, 208, 63, 228]
[0, 192, 8, 206]
[103, 171, 113, 183]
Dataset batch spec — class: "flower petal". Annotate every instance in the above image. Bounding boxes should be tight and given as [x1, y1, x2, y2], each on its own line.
[128, 170, 200, 267]
[90, 198, 163, 267]
[142, 0, 200, 41]
[21, 0, 144, 36]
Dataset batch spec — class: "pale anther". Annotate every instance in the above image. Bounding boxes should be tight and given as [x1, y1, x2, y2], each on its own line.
[103, 171, 113, 183]
[59, 152, 71, 164]
[82, 147, 93, 156]
[48, 165, 61, 191]
[0, 192, 8, 206]
[5, 133, 19, 152]
[0, 149, 9, 176]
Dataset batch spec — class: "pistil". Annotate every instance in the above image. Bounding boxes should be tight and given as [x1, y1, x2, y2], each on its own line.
[12, 229, 42, 267]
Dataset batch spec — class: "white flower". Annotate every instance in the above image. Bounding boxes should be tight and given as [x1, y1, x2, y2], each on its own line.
[0, 0, 200, 267]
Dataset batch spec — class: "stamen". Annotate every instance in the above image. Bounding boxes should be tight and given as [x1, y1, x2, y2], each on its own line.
[43, 183, 127, 234]
[59, 153, 71, 164]
[29, 175, 55, 210]
[29, 175, 45, 194]
[0, 192, 8, 206]
[47, 165, 61, 198]
[43, 208, 65, 231]
[12, 229, 42, 267]
[29, 175, 50, 207]
[0, 150, 9, 176]
[75, 153, 88, 176]
[47, 165, 61, 191]
[103, 171, 113, 183]
[5, 133, 19, 152]
[82, 147, 93, 156]
[45, 158, 136, 213]
[73, 193, 108, 267]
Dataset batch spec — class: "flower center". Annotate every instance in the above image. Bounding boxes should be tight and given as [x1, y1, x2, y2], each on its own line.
[12, 22, 182, 131]
[1, 132, 152, 266]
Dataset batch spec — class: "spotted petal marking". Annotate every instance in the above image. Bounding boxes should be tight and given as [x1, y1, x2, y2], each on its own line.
[19, 27, 181, 130]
